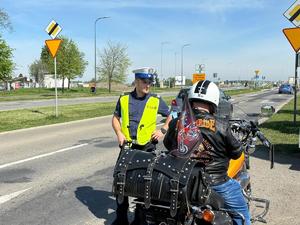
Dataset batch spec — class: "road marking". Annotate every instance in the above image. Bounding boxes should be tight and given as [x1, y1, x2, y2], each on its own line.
[0, 188, 31, 204]
[0, 143, 88, 170]
[261, 100, 275, 104]
[248, 94, 259, 97]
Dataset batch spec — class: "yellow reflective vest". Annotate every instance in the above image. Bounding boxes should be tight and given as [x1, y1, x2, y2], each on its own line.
[120, 94, 159, 145]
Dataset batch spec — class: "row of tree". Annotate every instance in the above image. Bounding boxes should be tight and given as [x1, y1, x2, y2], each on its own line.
[0, 9, 14, 83]
[33, 36, 88, 92]
[0, 8, 132, 92]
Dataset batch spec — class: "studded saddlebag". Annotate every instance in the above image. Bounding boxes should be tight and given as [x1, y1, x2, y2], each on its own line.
[113, 148, 209, 217]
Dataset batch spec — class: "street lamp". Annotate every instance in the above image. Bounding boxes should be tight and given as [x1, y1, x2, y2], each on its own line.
[174, 52, 177, 76]
[94, 16, 110, 92]
[181, 43, 190, 88]
[161, 41, 169, 84]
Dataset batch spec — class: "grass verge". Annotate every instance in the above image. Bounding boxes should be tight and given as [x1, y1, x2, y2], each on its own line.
[0, 96, 175, 133]
[259, 95, 300, 153]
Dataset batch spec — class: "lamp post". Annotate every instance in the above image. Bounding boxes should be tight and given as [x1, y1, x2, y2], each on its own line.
[181, 43, 190, 88]
[94, 16, 109, 92]
[160, 41, 169, 85]
[174, 52, 177, 76]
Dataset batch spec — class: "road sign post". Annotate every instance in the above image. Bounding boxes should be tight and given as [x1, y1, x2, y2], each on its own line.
[283, 28, 300, 125]
[45, 20, 62, 117]
[45, 39, 62, 117]
[294, 52, 298, 125]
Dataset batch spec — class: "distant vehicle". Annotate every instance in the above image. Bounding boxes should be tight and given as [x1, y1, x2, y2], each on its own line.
[278, 84, 293, 94]
[170, 87, 233, 119]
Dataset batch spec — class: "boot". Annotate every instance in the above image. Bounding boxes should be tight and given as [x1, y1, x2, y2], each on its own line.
[111, 197, 129, 225]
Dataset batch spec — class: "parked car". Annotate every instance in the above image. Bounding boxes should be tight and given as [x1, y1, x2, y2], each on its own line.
[278, 84, 293, 94]
[170, 87, 233, 119]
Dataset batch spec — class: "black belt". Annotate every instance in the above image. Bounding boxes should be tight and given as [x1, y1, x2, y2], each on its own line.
[210, 175, 230, 186]
[131, 141, 157, 151]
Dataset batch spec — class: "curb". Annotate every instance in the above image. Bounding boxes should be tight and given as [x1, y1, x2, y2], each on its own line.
[258, 95, 294, 125]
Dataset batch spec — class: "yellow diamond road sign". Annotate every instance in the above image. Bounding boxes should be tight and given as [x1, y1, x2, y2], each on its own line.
[45, 20, 62, 39]
[284, 0, 300, 27]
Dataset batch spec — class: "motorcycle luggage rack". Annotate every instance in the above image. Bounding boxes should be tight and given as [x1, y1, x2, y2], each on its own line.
[132, 199, 180, 210]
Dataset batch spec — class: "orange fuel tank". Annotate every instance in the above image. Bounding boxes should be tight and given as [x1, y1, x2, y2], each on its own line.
[227, 152, 245, 178]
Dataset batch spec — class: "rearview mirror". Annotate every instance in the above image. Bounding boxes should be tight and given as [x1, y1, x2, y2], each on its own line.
[261, 105, 275, 117]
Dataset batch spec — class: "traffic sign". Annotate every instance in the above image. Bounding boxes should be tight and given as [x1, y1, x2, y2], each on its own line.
[283, 27, 300, 52]
[45, 39, 62, 58]
[255, 70, 260, 75]
[192, 73, 206, 84]
[45, 20, 62, 39]
[284, 0, 300, 27]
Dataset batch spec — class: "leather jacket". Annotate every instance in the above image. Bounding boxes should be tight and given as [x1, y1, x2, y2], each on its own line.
[163, 111, 242, 186]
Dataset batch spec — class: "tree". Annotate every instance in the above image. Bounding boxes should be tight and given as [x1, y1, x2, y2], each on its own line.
[29, 59, 47, 87]
[0, 9, 12, 33]
[98, 41, 131, 93]
[0, 36, 14, 83]
[185, 78, 193, 86]
[40, 36, 88, 91]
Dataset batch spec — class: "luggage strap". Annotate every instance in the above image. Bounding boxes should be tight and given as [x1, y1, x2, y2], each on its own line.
[116, 149, 138, 204]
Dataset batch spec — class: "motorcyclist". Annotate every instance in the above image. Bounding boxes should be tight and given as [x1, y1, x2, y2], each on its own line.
[112, 67, 172, 225]
[163, 80, 251, 225]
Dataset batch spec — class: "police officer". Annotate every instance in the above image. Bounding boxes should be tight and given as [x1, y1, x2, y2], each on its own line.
[163, 80, 251, 225]
[112, 67, 172, 225]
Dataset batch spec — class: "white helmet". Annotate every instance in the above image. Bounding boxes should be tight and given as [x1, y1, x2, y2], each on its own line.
[188, 80, 220, 107]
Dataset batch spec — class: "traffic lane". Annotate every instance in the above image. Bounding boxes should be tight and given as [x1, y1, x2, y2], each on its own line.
[0, 114, 165, 166]
[0, 167, 115, 225]
[0, 92, 177, 111]
[0, 125, 167, 225]
[232, 89, 292, 106]
[0, 137, 119, 224]
[231, 89, 277, 102]
[0, 143, 168, 225]
[0, 116, 114, 165]
[232, 89, 293, 117]
[0, 97, 119, 111]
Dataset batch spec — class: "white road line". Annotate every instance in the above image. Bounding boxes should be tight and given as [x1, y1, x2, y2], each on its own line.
[0, 188, 31, 204]
[261, 100, 275, 104]
[0, 143, 88, 170]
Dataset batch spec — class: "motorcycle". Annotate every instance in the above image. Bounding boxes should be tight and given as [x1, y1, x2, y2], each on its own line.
[112, 103, 275, 225]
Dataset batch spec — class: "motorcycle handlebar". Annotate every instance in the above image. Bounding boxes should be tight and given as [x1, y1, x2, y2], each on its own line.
[256, 131, 270, 148]
[231, 119, 274, 169]
[255, 131, 274, 169]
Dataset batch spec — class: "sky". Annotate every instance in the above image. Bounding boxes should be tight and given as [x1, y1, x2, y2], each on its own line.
[0, 0, 298, 82]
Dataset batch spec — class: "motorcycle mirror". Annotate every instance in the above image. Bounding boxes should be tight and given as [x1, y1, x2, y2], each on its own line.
[260, 104, 275, 117]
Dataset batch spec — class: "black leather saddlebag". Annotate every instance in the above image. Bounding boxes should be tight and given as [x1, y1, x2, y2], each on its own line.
[112, 148, 210, 217]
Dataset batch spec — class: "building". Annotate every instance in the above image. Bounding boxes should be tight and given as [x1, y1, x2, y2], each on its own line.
[43, 74, 69, 88]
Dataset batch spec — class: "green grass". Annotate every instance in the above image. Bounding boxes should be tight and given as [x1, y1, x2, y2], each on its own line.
[259, 96, 300, 153]
[0, 87, 121, 101]
[0, 95, 176, 133]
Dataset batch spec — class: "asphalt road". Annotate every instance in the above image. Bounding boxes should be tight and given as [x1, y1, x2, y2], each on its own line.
[0, 92, 177, 111]
[0, 89, 298, 225]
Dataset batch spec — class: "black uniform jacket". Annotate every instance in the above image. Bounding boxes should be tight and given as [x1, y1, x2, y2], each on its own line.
[163, 111, 243, 186]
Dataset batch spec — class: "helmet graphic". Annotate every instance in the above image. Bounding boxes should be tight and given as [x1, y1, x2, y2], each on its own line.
[188, 80, 220, 107]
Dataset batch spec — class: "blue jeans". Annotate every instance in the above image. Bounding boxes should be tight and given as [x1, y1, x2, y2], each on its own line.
[211, 179, 251, 225]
